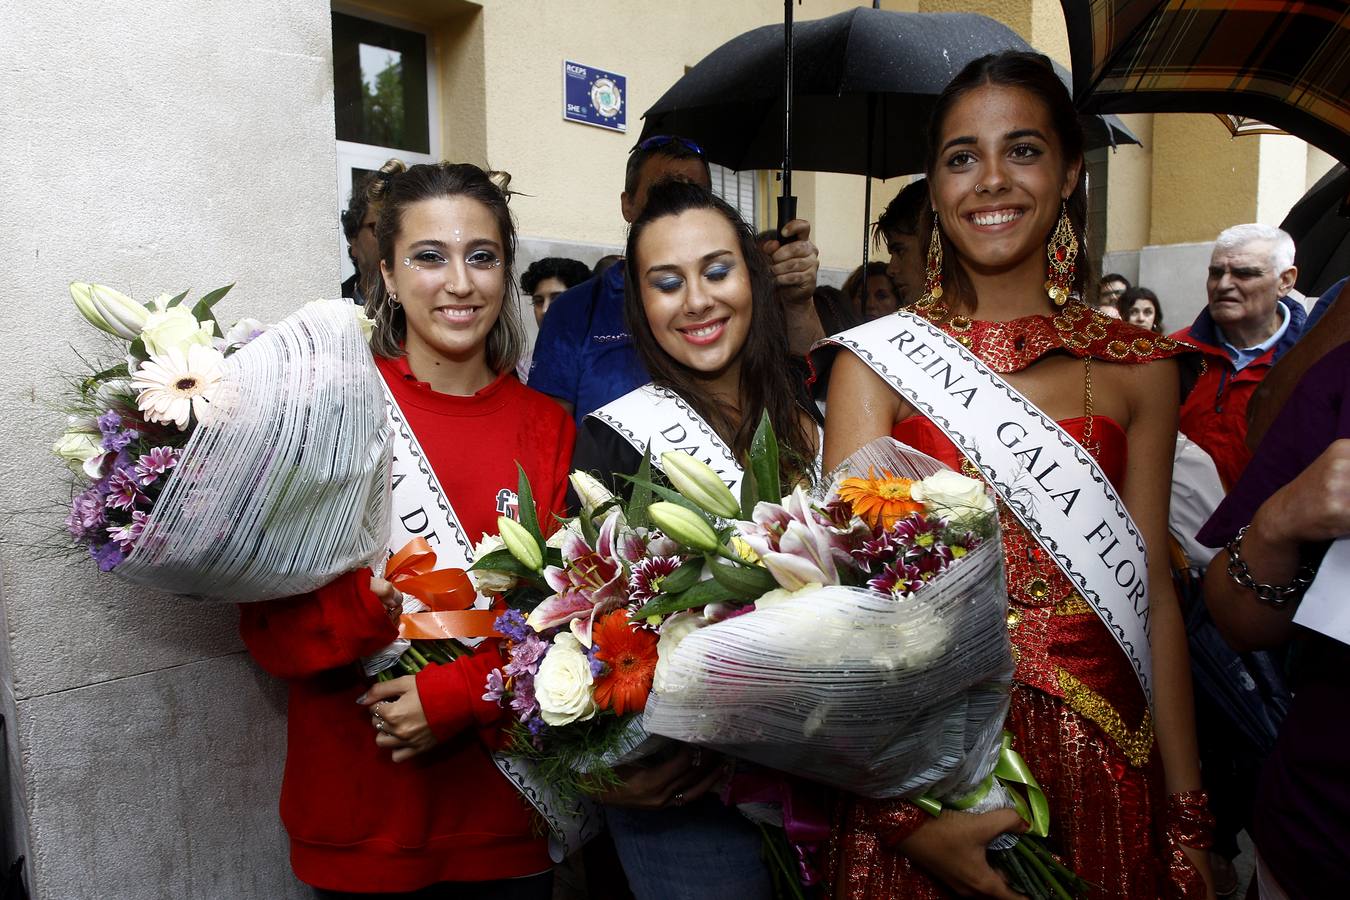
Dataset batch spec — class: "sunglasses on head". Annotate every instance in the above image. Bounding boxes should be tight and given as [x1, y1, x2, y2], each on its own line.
[631, 135, 705, 156]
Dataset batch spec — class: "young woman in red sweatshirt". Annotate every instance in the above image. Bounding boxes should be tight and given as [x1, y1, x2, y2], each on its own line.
[240, 162, 575, 897]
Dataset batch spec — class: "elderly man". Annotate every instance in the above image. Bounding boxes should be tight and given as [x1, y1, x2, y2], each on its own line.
[529, 135, 820, 422]
[1173, 223, 1306, 490]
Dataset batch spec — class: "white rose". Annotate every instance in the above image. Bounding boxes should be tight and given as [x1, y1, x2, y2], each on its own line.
[910, 470, 996, 526]
[52, 430, 102, 469]
[354, 308, 375, 341]
[651, 611, 706, 694]
[535, 633, 597, 726]
[140, 306, 213, 357]
[469, 533, 517, 594]
[752, 581, 823, 612]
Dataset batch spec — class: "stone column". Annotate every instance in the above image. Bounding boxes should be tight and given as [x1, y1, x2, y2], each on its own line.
[0, 3, 339, 897]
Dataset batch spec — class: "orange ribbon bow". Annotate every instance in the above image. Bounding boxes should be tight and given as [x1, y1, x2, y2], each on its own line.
[385, 538, 502, 640]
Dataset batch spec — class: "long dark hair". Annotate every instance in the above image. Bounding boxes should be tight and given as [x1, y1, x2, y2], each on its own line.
[364, 160, 525, 371]
[623, 180, 816, 483]
[1120, 286, 1164, 333]
[924, 51, 1092, 311]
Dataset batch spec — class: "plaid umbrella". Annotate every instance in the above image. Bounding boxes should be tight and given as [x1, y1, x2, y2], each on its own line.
[1216, 113, 1287, 138]
[1063, 0, 1350, 163]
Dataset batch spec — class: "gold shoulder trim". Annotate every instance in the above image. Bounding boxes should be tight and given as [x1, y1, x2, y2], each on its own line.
[1056, 667, 1153, 767]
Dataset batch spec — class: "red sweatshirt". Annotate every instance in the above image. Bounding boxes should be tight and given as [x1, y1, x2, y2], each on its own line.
[240, 356, 575, 892]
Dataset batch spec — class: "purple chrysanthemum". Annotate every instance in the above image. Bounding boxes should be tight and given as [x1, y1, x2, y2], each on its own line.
[97, 410, 122, 435]
[586, 642, 608, 677]
[627, 555, 682, 607]
[107, 510, 149, 553]
[510, 671, 539, 721]
[104, 467, 147, 510]
[494, 609, 531, 643]
[504, 633, 547, 678]
[868, 561, 926, 598]
[66, 489, 107, 540]
[92, 541, 125, 572]
[482, 667, 506, 705]
[133, 446, 179, 486]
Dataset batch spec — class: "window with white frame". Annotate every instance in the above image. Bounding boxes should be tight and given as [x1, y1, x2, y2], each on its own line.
[709, 164, 759, 227]
[331, 8, 439, 284]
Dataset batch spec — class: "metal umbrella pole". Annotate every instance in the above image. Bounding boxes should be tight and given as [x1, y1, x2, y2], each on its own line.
[777, 0, 797, 235]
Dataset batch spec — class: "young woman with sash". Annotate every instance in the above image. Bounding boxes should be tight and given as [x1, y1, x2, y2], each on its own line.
[571, 180, 819, 899]
[239, 162, 575, 897]
[817, 53, 1214, 899]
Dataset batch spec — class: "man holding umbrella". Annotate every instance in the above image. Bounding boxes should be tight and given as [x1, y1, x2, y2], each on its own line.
[529, 135, 822, 422]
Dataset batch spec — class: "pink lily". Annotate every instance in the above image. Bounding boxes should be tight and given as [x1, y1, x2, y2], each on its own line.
[527, 510, 629, 633]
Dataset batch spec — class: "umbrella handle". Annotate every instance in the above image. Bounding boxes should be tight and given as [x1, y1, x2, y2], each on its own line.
[777, 194, 798, 239]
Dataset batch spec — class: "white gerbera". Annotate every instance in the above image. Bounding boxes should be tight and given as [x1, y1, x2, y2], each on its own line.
[131, 344, 224, 430]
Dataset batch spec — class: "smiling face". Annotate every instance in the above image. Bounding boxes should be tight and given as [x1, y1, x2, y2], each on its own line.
[635, 208, 753, 390]
[380, 195, 506, 372]
[930, 83, 1081, 289]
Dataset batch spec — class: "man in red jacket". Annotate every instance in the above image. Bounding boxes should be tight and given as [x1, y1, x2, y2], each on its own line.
[1173, 223, 1305, 491]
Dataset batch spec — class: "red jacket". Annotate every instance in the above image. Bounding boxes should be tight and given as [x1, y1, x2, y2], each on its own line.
[1172, 297, 1306, 490]
[240, 357, 574, 892]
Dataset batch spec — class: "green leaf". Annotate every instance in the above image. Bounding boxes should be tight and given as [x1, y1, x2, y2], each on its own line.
[630, 577, 738, 619]
[661, 558, 704, 594]
[80, 362, 130, 396]
[516, 462, 545, 554]
[739, 465, 759, 520]
[619, 474, 705, 518]
[127, 337, 148, 365]
[577, 506, 599, 547]
[627, 444, 654, 529]
[707, 557, 777, 598]
[196, 283, 234, 308]
[750, 410, 782, 504]
[468, 547, 548, 589]
[164, 290, 190, 308]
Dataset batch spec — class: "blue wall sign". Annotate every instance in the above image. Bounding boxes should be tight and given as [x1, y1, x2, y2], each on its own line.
[563, 60, 627, 133]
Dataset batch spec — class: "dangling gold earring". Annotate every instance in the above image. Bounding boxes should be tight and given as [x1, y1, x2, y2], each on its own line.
[923, 215, 944, 302]
[1045, 202, 1078, 306]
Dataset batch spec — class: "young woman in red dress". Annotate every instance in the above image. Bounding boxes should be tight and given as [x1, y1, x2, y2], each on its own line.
[240, 163, 575, 897]
[820, 53, 1214, 900]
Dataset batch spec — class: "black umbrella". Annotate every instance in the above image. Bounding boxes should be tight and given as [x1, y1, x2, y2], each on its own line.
[1281, 163, 1350, 297]
[1062, 0, 1350, 164]
[641, 7, 1139, 180]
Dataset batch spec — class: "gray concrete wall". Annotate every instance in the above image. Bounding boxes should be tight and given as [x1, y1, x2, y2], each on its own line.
[0, 2, 337, 897]
[1104, 242, 1214, 333]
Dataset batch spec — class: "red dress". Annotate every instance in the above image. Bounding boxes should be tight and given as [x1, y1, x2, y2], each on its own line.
[826, 303, 1201, 899]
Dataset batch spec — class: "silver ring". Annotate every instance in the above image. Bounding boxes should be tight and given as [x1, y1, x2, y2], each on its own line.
[673, 791, 685, 806]
[374, 715, 386, 733]
[975, 183, 987, 193]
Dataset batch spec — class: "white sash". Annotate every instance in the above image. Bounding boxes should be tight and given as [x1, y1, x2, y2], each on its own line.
[381, 379, 602, 860]
[589, 384, 744, 493]
[820, 314, 1154, 704]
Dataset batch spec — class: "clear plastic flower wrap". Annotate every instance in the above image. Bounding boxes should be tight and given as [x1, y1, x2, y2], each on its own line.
[640, 438, 1016, 800]
[113, 299, 392, 601]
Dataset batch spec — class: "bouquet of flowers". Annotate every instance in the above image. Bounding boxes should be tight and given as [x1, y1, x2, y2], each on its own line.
[54, 282, 390, 601]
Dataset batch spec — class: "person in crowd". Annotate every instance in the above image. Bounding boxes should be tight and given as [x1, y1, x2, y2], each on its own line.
[571, 179, 820, 900]
[1098, 272, 1130, 310]
[1121, 285, 1165, 333]
[521, 257, 591, 329]
[813, 284, 860, 336]
[1197, 343, 1350, 899]
[240, 161, 574, 898]
[1172, 224, 1305, 490]
[340, 167, 394, 304]
[842, 261, 902, 321]
[820, 51, 1212, 899]
[874, 178, 930, 307]
[593, 253, 624, 277]
[529, 135, 822, 424]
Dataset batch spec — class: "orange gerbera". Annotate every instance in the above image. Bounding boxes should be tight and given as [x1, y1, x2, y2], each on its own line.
[837, 467, 924, 530]
[592, 609, 659, 716]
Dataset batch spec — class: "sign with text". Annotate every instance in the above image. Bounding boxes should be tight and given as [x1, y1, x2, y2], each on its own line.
[563, 60, 626, 132]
